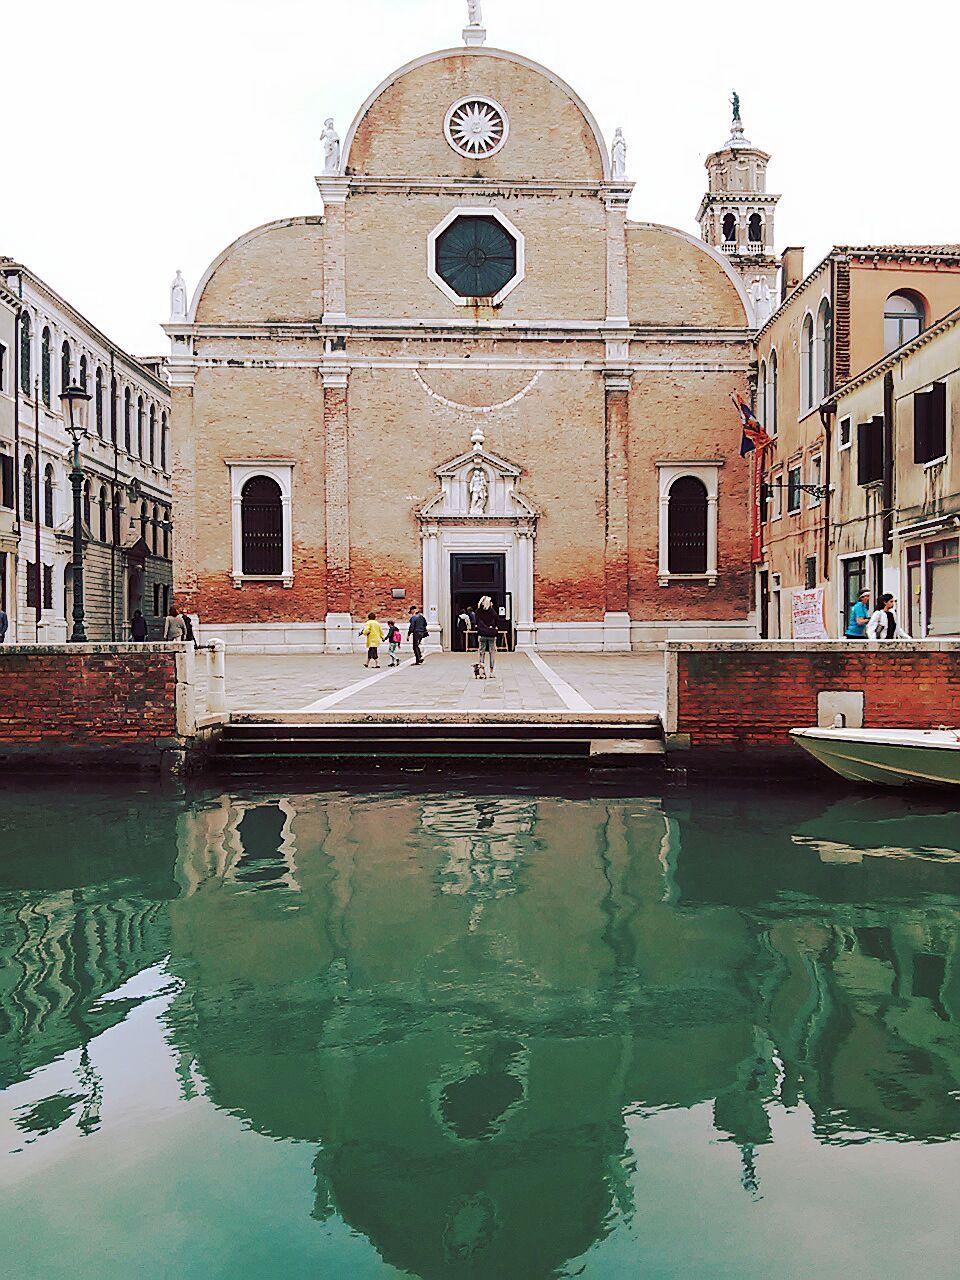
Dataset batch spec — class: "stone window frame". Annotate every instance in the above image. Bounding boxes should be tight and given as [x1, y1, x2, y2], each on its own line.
[226, 459, 295, 588]
[426, 207, 525, 308]
[656, 461, 722, 587]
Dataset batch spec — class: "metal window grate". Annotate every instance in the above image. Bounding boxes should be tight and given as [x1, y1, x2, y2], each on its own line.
[241, 477, 283, 575]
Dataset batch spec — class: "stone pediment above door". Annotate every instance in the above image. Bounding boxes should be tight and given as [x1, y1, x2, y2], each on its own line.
[419, 428, 538, 525]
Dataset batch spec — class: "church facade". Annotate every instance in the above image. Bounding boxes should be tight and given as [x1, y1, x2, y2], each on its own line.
[167, 15, 771, 651]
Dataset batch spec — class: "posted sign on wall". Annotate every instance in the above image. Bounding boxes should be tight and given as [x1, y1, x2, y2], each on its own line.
[792, 588, 828, 639]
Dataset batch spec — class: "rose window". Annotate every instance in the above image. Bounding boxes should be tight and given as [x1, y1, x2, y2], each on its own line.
[444, 97, 509, 159]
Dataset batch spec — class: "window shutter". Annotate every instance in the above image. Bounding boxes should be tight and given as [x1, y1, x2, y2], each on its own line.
[930, 382, 947, 460]
[871, 416, 885, 482]
[914, 390, 930, 463]
[857, 421, 870, 485]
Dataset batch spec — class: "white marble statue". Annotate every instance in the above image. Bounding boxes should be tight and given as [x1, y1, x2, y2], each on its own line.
[169, 270, 188, 321]
[321, 118, 341, 174]
[748, 276, 774, 326]
[611, 128, 627, 179]
[469, 466, 488, 515]
[467, 0, 483, 25]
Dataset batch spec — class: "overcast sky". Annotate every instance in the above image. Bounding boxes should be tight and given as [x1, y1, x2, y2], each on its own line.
[5, 0, 958, 354]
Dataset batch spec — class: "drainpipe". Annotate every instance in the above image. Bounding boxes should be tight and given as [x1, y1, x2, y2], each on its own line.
[882, 370, 894, 556]
[11, 276, 23, 642]
[110, 351, 117, 641]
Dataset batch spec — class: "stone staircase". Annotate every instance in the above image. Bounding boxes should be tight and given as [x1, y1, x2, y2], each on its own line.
[211, 711, 665, 769]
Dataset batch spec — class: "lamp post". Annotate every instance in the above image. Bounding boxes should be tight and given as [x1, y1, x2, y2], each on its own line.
[60, 383, 92, 642]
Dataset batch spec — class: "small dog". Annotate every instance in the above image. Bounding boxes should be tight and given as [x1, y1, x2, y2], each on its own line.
[473, 662, 487, 680]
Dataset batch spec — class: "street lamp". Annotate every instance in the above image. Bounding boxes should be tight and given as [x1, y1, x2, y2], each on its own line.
[60, 383, 92, 643]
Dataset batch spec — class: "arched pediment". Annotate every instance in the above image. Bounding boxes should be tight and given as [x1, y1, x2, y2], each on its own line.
[420, 433, 537, 523]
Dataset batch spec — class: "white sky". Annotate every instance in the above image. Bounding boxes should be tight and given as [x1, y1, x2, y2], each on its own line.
[5, 0, 958, 355]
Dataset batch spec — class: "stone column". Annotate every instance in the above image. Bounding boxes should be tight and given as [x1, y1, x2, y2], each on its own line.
[603, 360, 632, 651]
[168, 363, 197, 607]
[515, 523, 536, 651]
[322, 367, 352, 651]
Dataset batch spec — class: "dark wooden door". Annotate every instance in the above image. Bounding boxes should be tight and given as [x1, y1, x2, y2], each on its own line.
[450, 554, 507, 651]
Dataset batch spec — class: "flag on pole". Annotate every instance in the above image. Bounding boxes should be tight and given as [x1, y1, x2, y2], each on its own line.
[732, 393, 773, 457]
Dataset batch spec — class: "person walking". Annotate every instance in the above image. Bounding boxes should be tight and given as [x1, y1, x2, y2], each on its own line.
[163, 605, 188, 641]
[0, 606, 8, 644]
[456, 607, 471, 650]
[385, 620, 402, 666]
[475, 595, 499, 676]
[130, 609, 148, 642]
[866, 593, 910, 640]
[408, 605, 428, 665]
[844, 589, 872, 639]
[360, 612, 385, 668]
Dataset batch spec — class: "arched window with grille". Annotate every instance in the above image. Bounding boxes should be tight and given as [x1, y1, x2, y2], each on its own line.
[768, 349, 778, 435]
[137, 396, 144, 457]
[99, 486, 108, 541]
[667, 476, 708, 575]
[148, 404, 156, 464]
[152, 503, 160, 553]
[95, 367, 104, 436]
[110, 376, 118, 443]
[19, 312, 31, 394]
[124, 387, 131, 452]
[884, 290, 924, 354]
[241, 476, 284, 575]
[140, 500, 148, 542]
[23, 455, 34, 522]
[800, 313, 814, 412]
[43, 464, 55, 527]
[78, 353, 87, 391]
[815, 298, 832, 401]
[61, 339, 72, 393]
[112, 491, 122, 544]
[41, 327, 52, 405]
[83, 479, 92, 529]
[160, 412, 168, 470]
[748, 213, 763, 243]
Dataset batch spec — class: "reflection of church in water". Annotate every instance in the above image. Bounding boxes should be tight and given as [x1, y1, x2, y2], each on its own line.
[3, 782, 960, 1275]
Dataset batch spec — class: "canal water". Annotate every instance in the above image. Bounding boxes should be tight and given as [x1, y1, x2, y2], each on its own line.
[1, 779, 959, 1278]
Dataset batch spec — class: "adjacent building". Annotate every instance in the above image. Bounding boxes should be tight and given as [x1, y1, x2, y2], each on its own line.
[753, 246, 960, 637]
[0, 260, 172, 642]
[167, 16, 774, 652]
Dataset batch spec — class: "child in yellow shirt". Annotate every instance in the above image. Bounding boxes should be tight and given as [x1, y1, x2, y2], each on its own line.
[360, 612, 385, 668]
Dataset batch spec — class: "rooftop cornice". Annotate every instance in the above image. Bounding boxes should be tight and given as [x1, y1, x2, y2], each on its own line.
[170, 319, 753, 344]
[319, 176, 635, 199]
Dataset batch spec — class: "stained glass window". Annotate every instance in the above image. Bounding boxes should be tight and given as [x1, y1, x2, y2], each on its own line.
[435, 216, 517, 300]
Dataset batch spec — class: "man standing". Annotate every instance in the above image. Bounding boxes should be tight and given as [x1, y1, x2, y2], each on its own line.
[408, 605, 428, 665]
[844, 589, 872, 640]
[0, 605, 8, 644]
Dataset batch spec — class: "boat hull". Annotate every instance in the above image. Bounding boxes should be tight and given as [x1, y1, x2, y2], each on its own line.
[790, 728, 960, 788]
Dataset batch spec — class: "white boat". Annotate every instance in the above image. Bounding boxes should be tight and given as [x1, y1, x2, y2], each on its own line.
[790, 727, 960, 788]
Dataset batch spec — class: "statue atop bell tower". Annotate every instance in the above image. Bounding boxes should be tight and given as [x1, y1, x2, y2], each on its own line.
[697, 94, 781, 326]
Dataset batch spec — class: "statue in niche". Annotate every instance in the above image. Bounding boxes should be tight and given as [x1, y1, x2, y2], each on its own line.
[611, 128, 627, 179]
[321, 118, 340, 174]
[468, 466, 488, 515]
[169, 270, 188, 321]
[467, 0, 483, 25]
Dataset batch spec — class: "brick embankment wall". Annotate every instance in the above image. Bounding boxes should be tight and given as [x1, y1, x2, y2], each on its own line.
[0, 644, 192, 771]
[666, 641, 960, 769]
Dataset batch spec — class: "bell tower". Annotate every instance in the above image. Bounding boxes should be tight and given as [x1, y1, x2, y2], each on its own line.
[697, 94, 780, 326]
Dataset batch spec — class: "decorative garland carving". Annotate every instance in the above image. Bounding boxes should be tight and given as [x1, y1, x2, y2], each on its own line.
[412, 368, 542, 414]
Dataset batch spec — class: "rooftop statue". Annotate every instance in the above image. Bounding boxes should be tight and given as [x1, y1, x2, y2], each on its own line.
[170, 270, 188, 322]
[467, 0, 483, 26]
[321, 118, 341, 175]
[731, 90, 741, 121]
[611, 128, 627, 180]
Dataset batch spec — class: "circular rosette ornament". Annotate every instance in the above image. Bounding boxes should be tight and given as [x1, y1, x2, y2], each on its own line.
[444, 97, 509, 158]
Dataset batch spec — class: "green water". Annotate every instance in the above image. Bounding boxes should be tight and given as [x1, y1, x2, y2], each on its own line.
[1, 780, 959, 1279]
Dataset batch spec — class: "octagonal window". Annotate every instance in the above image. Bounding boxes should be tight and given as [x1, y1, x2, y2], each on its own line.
[428, 209, 525, 307]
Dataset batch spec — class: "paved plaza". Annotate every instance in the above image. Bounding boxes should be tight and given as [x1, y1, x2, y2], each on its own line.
[205, 650, 665, 716]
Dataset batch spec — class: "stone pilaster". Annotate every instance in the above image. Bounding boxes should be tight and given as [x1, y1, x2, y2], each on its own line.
[168, 366, 197, 604]
[604, 190, 631, 325]
[603, 359, 631, 637]
[317, 178, 348, 323]
[322, 367, 351, 646]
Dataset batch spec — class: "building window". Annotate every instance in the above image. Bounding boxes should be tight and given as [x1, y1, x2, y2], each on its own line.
[800, 314, 814, 412]
[787, 465, 802, 513]
[0, 454, 13, 510]
[767, 349, 778, 435]
[162, 507, 170, 558]
[153, 582, 161, 616]
[111, 376, 118, 444]
[83, 479, 92, 528]
[43, 464, 54, 527]
[815, 298, 832, 401]
[19, 312, 31, 394]
[907, 539, 960, 638]
[428, 208, 525, 307]
[759, 359, 767, 428]
[0, 342, 6, 392]
[137, 396, 144, 458]
[839, 416, 851, 450]
[805, 555, 817, 590]
[61, 339, 72, 393]
[656, 463, 721, 584]
[149, 404, 156, 464]
[124, 387, 131, 452]
[160, 412, 168, 470]
[747, 213, 762, 244]
[99, 486, 107, 541]
[42, 563, 53, 611]
[23, 455, 34, 522]
[140, 500, 148, 542]
[884, 291, 924, 354]
[78, 353, 87, 391]
[769, 468, 783, 520]
[914, 383, 947, 464]
[722, 212, 736, 243]
[95, 367, 104, 437]
[842, 556, 868, 632]
[229, 463, 293, 585]
[808, 454, 823, 507]
[41, 327, 52, 405]
[26, 561, 37, 610]
[667, 477, 708, 574]
[112, 491, 122, 545]
[152, 504, 160, 553]
[857, 416, 884, 485]
[241, 476, 284, 575]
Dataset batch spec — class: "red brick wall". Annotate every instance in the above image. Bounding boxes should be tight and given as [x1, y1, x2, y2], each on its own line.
[672, 644, 960, 750]
[0, 646, 178, 758]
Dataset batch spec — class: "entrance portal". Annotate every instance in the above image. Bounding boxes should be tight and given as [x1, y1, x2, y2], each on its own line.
[450, 553, 512, 651]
